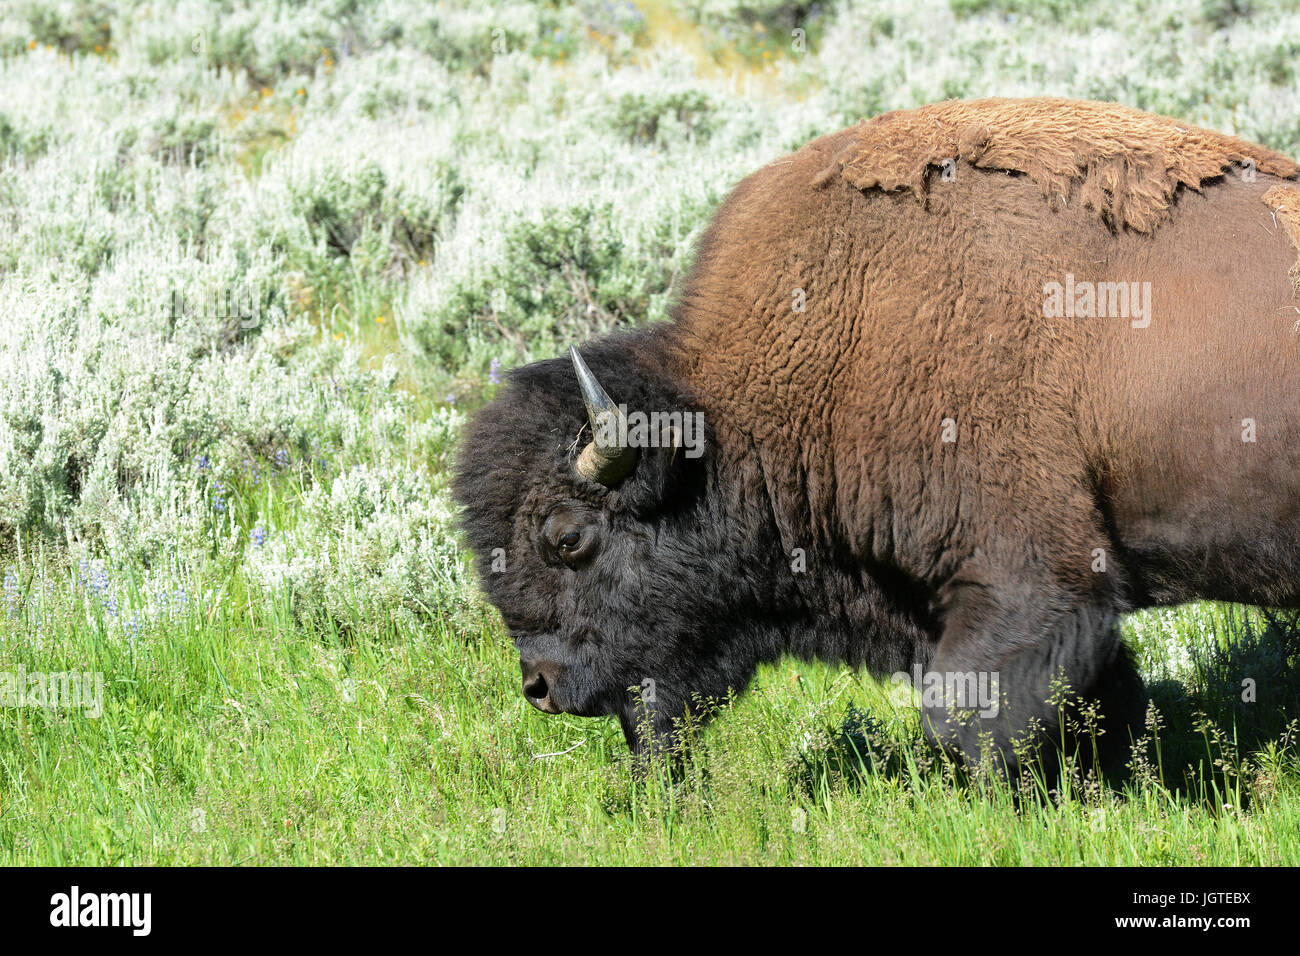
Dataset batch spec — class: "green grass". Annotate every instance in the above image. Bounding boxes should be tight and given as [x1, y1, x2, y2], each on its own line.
[2, 553, 1297, 864]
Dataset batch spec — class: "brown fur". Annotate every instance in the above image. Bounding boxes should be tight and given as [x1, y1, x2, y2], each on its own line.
[665, 99, 1300, 608]
[834, 97, 1299, 233]
[656, 97, 1300, 758]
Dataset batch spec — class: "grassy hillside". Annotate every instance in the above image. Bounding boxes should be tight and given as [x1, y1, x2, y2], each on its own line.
[0, 0, 1297, 864]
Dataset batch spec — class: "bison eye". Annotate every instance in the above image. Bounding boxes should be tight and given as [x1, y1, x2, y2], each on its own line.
[554, 526, 595, 565]
[541, 509, 600, 566]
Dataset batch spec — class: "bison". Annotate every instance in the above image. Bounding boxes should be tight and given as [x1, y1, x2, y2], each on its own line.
[453, 97, 1300, 773]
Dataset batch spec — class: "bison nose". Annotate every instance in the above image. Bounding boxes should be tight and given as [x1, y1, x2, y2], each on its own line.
[521, 660, 562, 714]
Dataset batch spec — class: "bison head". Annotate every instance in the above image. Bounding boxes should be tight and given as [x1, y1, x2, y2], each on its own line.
[452, 331, 792, 754]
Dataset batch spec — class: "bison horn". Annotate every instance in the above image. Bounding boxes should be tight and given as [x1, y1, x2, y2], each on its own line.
[569, 345, 637, 485]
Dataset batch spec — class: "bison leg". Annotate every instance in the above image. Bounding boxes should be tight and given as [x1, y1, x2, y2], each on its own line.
[1079, 642, 1148, 778]
[921, 571, 1146, 777]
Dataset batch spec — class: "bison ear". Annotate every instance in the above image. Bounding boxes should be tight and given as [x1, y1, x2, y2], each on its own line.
[619, 422, 703, 514]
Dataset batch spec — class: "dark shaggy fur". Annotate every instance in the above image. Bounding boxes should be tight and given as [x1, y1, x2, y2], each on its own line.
[453, 98, 1300, 771]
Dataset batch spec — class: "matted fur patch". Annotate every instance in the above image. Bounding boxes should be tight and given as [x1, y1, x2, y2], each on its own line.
[835, 97, 1300, 234]
[1263, 184, 1300, 295]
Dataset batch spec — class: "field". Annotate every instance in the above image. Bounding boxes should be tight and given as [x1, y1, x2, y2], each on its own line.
[0, 0, 1298, 865]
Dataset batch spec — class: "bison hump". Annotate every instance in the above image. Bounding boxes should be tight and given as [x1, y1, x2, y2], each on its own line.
[834, 97, 1300, 234]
